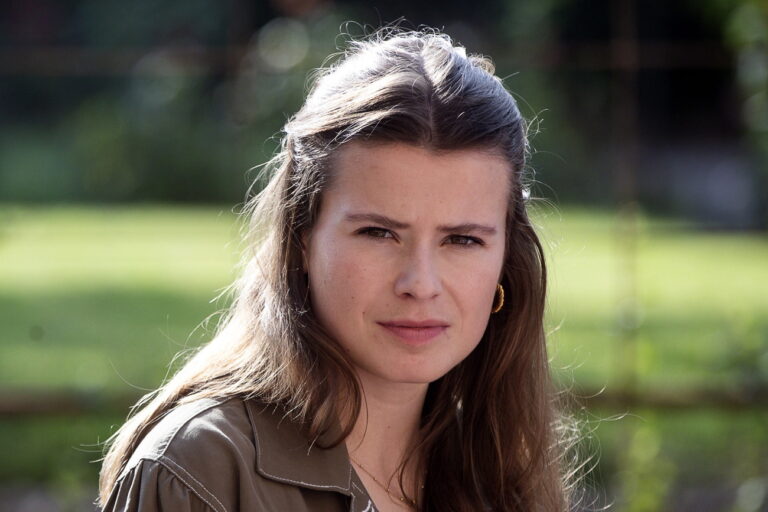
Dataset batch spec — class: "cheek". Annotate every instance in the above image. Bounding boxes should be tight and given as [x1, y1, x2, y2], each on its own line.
[454, 259, 502, 331]
[309, 245, 377, 321]
[464, 277, 498, 319]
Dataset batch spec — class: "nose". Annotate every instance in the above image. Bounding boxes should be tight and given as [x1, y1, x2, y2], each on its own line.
[393, 244, 443, 300]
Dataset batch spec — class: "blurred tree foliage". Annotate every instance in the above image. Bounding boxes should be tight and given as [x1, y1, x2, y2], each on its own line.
[0, 0, 765, 222]
[691, 0, 768, 225]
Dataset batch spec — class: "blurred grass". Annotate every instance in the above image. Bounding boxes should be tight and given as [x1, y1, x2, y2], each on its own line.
[1, 204, 767, 509]
[0, 205, 241, 395]
[538, 205, 768, 392]
[3, 204, 765, 393]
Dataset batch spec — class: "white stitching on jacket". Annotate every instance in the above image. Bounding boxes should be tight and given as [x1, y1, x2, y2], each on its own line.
[152, 458, 225, 512]
[158, 398, 229, 458]
[350, 482, 377, 512]
[160, 456, 227, 512]
[247, 402, 351, 493]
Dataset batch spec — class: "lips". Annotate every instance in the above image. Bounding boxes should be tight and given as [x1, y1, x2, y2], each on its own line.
[377, 319, 449, 345]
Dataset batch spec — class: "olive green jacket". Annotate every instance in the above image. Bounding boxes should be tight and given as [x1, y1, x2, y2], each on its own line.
[102, 397, 377, 511]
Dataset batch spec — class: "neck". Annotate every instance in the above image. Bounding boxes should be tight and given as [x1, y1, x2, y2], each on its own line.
[344, 372, 428, 490]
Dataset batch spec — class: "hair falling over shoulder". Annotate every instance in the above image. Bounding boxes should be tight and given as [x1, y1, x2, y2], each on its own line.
[98, 26, 582, 511]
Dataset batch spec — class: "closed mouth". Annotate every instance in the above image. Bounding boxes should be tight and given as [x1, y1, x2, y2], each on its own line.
[377, 322, 448, 344]
[378, 320, 449, 328]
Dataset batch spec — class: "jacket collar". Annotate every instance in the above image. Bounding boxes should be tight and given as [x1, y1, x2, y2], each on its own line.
[244, 399, 376, 511]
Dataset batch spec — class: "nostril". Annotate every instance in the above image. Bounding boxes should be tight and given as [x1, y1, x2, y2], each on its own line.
[393, 249, 443, 299]
[394, 271, 442, 300]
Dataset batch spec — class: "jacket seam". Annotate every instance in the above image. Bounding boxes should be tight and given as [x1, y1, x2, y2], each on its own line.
[350, 482, 376, 512]
[162, 456, 227, 512]
[246, 401, 351, 493]
[157, 397, 232, 459]
[158, 456, 228, 512]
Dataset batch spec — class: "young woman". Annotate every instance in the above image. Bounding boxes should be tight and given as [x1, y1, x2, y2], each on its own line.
[99, 28, 574, 512]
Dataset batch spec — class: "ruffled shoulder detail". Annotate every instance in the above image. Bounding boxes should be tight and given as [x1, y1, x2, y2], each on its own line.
[102, 457, 223, 512]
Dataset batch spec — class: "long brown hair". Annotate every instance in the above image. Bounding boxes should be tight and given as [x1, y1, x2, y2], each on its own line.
[99, 28, 574, 511]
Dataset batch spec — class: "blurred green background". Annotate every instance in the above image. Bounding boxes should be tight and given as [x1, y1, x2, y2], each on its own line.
[1, 1, 767, 511]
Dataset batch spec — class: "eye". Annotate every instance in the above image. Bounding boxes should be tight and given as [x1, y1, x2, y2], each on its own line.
[357, 226, 396, 240]
[445, 234, 484, 247]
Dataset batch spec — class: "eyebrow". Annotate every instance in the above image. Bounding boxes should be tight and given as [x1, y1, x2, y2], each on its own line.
[344, 212, 498, 236]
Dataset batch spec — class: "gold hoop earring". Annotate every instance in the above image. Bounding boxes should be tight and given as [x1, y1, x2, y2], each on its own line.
[492, 283, 504, 314]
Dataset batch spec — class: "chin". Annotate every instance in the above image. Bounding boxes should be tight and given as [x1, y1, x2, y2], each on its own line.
[386, 366, 453, 385]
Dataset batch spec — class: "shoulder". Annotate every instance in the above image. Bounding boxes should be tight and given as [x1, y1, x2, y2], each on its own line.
[124, 396, 254, 472]
[105, 396, 255, 512]
[104, 396, 364, 512]
[105, 398, 255, 512]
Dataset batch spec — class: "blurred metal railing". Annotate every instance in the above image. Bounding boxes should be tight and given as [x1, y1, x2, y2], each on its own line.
[2, 386, 768, 419]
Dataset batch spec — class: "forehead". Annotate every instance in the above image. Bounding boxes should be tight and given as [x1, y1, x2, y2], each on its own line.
[322, 142, 511, 222]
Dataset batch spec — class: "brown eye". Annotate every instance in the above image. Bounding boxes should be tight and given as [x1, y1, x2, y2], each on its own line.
[446, 235, 483, 247]
[358, 227, 395, 239]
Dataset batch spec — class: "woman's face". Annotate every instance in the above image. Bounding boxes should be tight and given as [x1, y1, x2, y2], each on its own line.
[302, 141, 509, 389]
